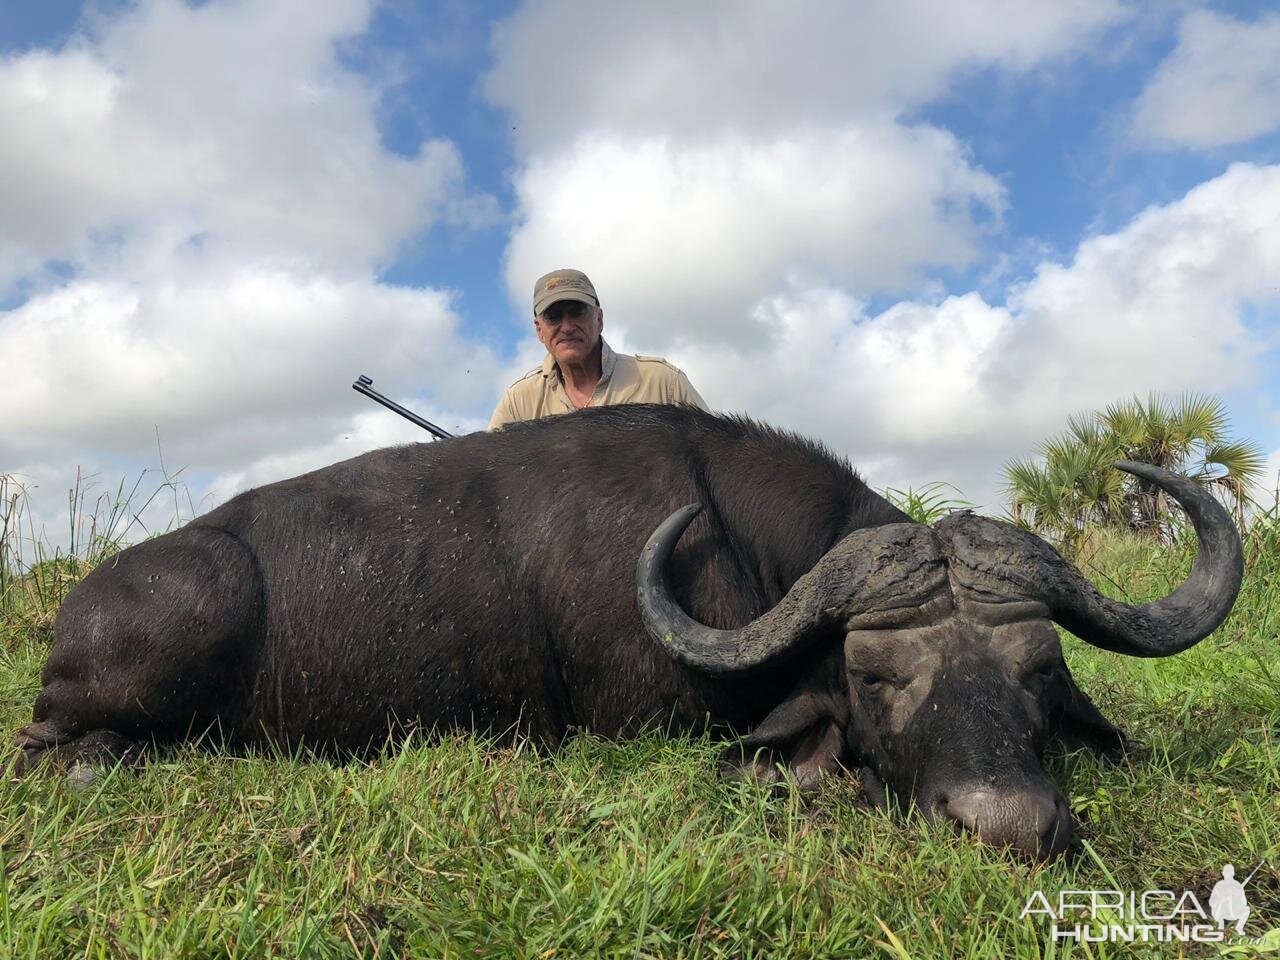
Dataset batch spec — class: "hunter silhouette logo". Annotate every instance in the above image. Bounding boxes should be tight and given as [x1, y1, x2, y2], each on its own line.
[1022, 860, 1269, 945]
[1210, 862, 1257, 934]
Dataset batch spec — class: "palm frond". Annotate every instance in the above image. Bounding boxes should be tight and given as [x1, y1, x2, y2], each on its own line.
[1174, 392, 1230, 445]
[1003, 391, 1261, 544]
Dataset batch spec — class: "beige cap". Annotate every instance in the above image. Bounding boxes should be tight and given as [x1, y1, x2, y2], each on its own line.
[533, 268, 598, 316]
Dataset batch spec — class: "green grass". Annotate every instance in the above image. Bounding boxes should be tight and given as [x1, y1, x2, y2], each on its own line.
[2, 486, 1278, 958]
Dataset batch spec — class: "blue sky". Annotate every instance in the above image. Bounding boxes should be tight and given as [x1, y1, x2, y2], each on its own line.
[2, 0, 1279, 540]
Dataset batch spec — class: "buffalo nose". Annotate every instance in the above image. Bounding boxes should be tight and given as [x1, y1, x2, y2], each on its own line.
[939, 787, 1072, 859]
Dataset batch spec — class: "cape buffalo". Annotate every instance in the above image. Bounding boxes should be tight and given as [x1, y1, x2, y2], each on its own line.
[16, 405, 1243, 859]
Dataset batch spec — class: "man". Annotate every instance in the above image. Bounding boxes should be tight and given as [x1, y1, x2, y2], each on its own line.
[488, 268, 706, 429]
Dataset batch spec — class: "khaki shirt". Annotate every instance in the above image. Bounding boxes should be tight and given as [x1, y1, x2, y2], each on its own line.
[489, 338, 706, 430]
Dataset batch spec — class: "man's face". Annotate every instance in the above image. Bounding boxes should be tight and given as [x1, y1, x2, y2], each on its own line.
[534, 300, 604, 366]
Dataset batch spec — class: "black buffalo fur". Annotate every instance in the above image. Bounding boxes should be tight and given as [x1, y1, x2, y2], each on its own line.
[20, 405, 911, 768]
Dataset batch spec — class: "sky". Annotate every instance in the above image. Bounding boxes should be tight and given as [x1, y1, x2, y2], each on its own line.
[2, 0, 1279, 546]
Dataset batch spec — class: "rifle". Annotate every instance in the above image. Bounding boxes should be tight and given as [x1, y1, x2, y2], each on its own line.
[351, 375, 455, 440]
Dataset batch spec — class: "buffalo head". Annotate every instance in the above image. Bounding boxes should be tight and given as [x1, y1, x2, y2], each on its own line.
[636, 461, 1243, 859]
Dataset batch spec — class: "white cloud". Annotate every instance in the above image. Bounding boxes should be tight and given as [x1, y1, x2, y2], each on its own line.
[486, 0, 1125, 153]
[487, 2, 1278, 511]
[7, 0, 1276, 556]
[671, 164, 1280, 509]
[1131, 9, 1280, 149]
[505, 124, 1003, 349]
[489, 0, 1135, 372]
[0, 266, 499, 466]
[0, 0, 493, 290]
[0, 0, 504, 543]
[1263, 449, 1280, 509]
[990, 165, 1280, 407]
[1255, 448, 1280, 513]
[203, 405, 489, 508]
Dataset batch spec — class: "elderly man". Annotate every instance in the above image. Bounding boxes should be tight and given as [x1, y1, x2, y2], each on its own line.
[489, 269, 706, 429]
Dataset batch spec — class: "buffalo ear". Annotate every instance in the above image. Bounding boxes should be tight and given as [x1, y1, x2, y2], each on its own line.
[1048, 663, 1128, 758]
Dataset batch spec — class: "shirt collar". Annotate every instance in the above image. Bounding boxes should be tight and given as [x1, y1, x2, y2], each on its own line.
[542, 337, 616, 384]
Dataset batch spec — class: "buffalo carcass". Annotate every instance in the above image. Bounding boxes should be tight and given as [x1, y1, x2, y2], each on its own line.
[16, 405, 1242, 859]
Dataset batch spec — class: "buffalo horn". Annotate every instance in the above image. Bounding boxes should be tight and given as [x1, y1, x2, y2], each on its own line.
[1056, 460, 1244, 655]
[636, 505, 934, 677]
[940, 460, 1244, 657]
[635, 505, 835, 676]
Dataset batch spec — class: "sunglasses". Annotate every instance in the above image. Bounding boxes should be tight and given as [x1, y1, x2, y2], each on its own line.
[539, 302, 593, 323]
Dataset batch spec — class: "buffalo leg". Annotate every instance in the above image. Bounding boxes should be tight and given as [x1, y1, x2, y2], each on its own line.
[13, 726, 142, 777]
[14, 524, 262, 774]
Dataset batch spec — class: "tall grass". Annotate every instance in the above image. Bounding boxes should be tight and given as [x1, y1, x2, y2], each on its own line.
[2, 479, 1278, 958]
[880, 482, 973, 524]
[0, 469, 189, 635]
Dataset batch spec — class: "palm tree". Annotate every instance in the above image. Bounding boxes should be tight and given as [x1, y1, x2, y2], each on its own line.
[1004, 416, 1127, 551]
[1003, 393, 1265, 547]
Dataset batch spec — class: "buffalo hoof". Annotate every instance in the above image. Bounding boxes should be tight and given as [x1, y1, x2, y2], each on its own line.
[65, 763, 99, 792]
[11, 728, 143, 779]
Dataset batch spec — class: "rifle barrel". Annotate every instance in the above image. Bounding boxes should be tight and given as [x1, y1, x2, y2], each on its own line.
[352, 375, 454, 440]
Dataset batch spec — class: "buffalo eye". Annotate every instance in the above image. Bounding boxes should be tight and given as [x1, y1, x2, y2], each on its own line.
[857, 671, 896, 691]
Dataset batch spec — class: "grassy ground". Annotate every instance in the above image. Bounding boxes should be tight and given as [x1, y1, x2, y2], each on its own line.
[1, 492, 1278, 957]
